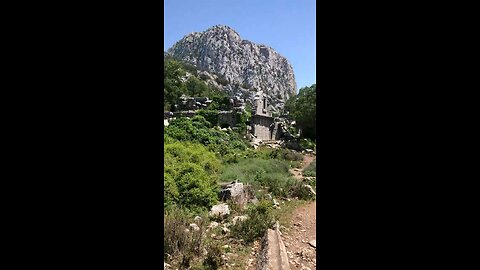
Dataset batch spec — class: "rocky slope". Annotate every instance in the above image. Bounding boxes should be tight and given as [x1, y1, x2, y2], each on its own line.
[165, 25, 297, 110]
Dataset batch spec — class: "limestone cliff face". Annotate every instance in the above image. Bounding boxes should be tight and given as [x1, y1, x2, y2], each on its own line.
[165, 25, 297, 110]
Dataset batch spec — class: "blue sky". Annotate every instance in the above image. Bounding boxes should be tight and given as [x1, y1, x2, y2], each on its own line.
[164, 0, 316, 92]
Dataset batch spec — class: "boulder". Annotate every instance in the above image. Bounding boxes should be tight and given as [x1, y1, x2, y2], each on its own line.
[273, 199, 280, 206]
[219, 182, 251, 208]
[209, 203, 230, 218]
[208, 221, 219, 229]
[220, 182, 244, 199]
[189, 223, 200, 231]
[303, 184, 316, 196]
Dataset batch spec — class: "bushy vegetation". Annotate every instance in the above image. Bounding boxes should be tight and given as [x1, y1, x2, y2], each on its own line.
[164, 57, 228, 111]
[231, 200, 276, 243]
[303, 158, 316, 177]
[202, 242, 224, 270]
[164, 209, 206, 262]
[284, 84, 316, 139]
[164, 141, 221, 212]
[164, 116, 250, 162]
[254, 147, 303, 162]
[221, 158, 297, 198]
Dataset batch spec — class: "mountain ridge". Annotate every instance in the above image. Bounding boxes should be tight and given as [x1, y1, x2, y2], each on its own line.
[165, 25, 297, 110]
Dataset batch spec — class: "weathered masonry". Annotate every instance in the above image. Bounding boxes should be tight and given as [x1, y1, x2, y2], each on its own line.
[165, 92, 288, 142]
[251, 91, 281, 141]
[251, 115, 275, 140]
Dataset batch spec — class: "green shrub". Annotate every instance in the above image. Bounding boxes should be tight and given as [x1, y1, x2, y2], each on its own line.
[299, 138, 316, 150]
[165, 116, 250, 163]
[203, 242, 224, 270]
[175, 163, 219, 211]
[164, 209, 205, 260]
[220, 158, 294, 197]
[164, 172, 179, 208]
[231, 200, 276, 243]
[303, 158, 316, 177]
[164, 141, 221, 211]
[289, 180, 316, 200]
[197, 110, 219, 127]
[254, 147, 303, 162]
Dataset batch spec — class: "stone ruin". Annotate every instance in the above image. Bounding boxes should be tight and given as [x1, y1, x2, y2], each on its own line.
[250, 91, 295, 143]
[173, 95, 212, 111]
[164, 91, 297, 143]
[164, 94, 247, 128]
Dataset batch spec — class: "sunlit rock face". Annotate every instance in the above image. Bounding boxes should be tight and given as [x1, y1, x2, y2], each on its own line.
[166, 25, 297, 110]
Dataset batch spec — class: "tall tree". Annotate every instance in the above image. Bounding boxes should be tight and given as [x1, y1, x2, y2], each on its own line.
[285, 84, 316, 139]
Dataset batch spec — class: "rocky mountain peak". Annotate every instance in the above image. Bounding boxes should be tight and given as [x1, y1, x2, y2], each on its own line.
[166, 25, 297, 110]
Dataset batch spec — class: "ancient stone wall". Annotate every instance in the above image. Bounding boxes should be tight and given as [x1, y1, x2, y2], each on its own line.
[252, 115, 274, 141]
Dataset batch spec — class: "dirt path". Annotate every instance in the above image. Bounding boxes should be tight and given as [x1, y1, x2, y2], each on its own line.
[289, 155, 315, 180]
[245, 154, 317, 270]
[284, 154, 317, 270]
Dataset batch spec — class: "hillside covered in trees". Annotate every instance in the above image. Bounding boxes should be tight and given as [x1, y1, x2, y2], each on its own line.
[164, 56, 230, 112]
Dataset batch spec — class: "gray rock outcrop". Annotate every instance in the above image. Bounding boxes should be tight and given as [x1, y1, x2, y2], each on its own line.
[166, 25, 297, 108]
[209, 203, 230, 218]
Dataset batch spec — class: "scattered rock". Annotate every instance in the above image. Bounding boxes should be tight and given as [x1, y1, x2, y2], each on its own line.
[209, 203, 230, 218]
[208, 221, 219, 229]
[273, 198, 280, 206]
[194, 216, 202, 223]
[189, 223, 200, 231]
[308, 239, 316, 248]
[164, 262, 171, 269]
[303, 184, 316, 196]
[222, 226, 230, 234]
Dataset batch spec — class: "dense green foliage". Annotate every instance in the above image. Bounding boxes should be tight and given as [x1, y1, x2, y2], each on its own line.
[285, 84, 316, 139]
[197, 110, 219, 127]
[164, 57, 228, 111]
[164, 116, 250, 162]
[164, 59, 186, 111]
[164, 141, 221, 212]
[231, 200, 276, 243]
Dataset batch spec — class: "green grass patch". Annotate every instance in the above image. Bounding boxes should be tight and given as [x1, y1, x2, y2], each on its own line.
[302, 158, 316, 177]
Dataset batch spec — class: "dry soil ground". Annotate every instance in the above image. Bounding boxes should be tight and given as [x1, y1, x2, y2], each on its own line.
[283, 154, 317, 270]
